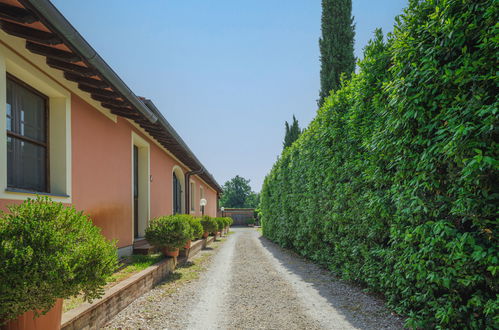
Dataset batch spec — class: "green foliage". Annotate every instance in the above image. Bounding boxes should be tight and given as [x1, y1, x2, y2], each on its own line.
[214, 217, 225, 232]
[223, 217, 233, 227]
[219, 175, 259, 208]
[200, 216, 218, 234]
[145, 215, 191, 249]
[0, 197, 118, 322]
[261, 1, 498, 328]
[283, 115, 302, 149]
[187, 216, 204, 240]
[318, 0, 355, 106]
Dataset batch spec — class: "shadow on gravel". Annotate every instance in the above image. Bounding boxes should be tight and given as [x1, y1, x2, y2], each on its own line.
[258, 235, 405, 330]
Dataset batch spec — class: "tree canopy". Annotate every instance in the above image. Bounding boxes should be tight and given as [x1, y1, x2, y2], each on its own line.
[283, 115, 302, 150]
[318, 0, 355, 107]
[219, 175, 259, 208]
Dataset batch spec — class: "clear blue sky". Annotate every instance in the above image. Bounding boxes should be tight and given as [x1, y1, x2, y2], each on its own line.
[52, 0, 407, 192]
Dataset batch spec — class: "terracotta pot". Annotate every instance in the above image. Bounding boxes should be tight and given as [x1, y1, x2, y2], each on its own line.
[2, 298, 63, 330]
[184, 240, 192, 249]
[162, 247, 179, 257]
[202, 232, 209, 238]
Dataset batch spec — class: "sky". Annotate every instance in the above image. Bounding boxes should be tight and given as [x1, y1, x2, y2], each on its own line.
[52, 0, 407, 192]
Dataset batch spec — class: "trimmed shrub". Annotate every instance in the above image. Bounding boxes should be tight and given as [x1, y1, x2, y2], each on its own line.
[214, 217, 225, 232]
[0, 197, 118, 322]
[225, 217, 233, 227]
[145, 215, 191, 249]
[187, 216, 204, 240]
[261, 1, 497, 328]
[222, 217, 231, 228]
[200, 216, 217, 234]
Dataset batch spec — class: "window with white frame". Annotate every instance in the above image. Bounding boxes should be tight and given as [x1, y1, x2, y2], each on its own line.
[190, 181, 195, 211]
[0, 43, 72, 202]
[6, 75, 48, 192]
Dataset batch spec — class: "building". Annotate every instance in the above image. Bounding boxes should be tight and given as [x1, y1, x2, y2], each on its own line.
[0, 0, 222, 256]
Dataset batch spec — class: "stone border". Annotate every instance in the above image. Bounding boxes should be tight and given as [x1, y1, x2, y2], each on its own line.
[61, 235, 216, 329]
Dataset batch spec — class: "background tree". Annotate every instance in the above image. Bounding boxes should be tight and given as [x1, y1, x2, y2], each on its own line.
[283, 115, 302, 149]
[219, 175, 259, 208]
[318, 0, 355, 107]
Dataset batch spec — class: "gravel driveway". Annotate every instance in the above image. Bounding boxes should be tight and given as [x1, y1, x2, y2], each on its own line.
[106, 228, 404, 329]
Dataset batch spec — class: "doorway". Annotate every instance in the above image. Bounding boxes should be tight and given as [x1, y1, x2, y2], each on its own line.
[173, 172, 182, 214]
[133, 145, 139, 238]
[131, 132, 150, 240]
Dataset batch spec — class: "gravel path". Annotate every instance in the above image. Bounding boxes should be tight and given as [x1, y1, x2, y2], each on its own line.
[106, 228, 404, 329]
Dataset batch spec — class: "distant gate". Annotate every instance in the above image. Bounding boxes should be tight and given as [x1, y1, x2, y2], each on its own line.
[219, 208, 255, 226]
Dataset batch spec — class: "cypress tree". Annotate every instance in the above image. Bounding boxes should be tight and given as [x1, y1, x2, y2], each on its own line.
[283, 115, 301, 149]
[318, 0, 355, 107]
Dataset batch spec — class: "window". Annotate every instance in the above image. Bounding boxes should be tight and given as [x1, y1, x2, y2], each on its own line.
[190, 181, 195, 211]
[6, 75, 48, 192]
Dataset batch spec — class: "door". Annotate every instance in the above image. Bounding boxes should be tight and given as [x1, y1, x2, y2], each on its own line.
[173, 172, 182, 214]
[133, 145, 139, 238]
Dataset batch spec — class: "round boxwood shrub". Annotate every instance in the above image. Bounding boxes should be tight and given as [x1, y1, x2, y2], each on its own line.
[0, 197, 118, 323]
[221, 217, 229, 229]
[214, 217, 225, 232]
[200, 216, 217, 234]
[186, 216, 203, 240]
[225, 217, 233, 227]
[145, 215, 191, 249]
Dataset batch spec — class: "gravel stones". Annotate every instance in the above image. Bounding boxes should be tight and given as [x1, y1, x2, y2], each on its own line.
[106, 228, 404, 329]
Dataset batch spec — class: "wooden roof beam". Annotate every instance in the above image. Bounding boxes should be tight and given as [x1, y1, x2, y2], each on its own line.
[0, 3, 37, 24]
[64, 72, 109, 89]
[101, 104, 140, 119]
[27, 41, 81, 62]
[0, 20, 61, 45]
[90, 94, 129, 107]
[47, 58, 95, 76]
[78, 84, 119, 98]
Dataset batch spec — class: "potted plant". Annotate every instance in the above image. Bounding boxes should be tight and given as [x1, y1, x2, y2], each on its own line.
[200, 216, 217, 238]
[223, 217, 232, 232]
[145, 215, 191, 257]
[178, 215, 203, 249]
[225, 217, 233, 229]
[0, 197, 117, 330]
[173, 215, 196, 249]
[187, 216, 204, 241]
[247, 217, 256, 227]
[215, 217, 225, 238]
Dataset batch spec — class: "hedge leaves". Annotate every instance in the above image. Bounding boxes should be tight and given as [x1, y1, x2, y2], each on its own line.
[261, 1, 498, 328]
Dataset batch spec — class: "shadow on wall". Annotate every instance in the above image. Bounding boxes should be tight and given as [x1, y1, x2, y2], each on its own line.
[257, 235, 405, 329]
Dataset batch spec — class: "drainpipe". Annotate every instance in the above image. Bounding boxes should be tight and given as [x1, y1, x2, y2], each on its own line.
[184, 168, 204, 215]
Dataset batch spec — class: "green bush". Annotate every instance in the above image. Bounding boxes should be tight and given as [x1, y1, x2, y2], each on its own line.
[187, 216, 203, 240]
[222, 217, 232, 228]
[214, 217, 225, 232]
[0, 197, 118, 322]
[200, 216, 217, 234]
[225, 217, 233, 227]
[261, 1, 498, 328]
[145, 215, 191, 249]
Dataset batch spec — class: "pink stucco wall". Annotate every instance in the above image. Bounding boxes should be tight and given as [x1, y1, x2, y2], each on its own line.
[69, 93, 219, 248]
[71, 94, 134, 248]
[0, 92, 219, 249]
[188, 177, 218, 218]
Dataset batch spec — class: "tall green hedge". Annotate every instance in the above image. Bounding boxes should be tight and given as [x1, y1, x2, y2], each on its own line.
[260, 1, 498, 328]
